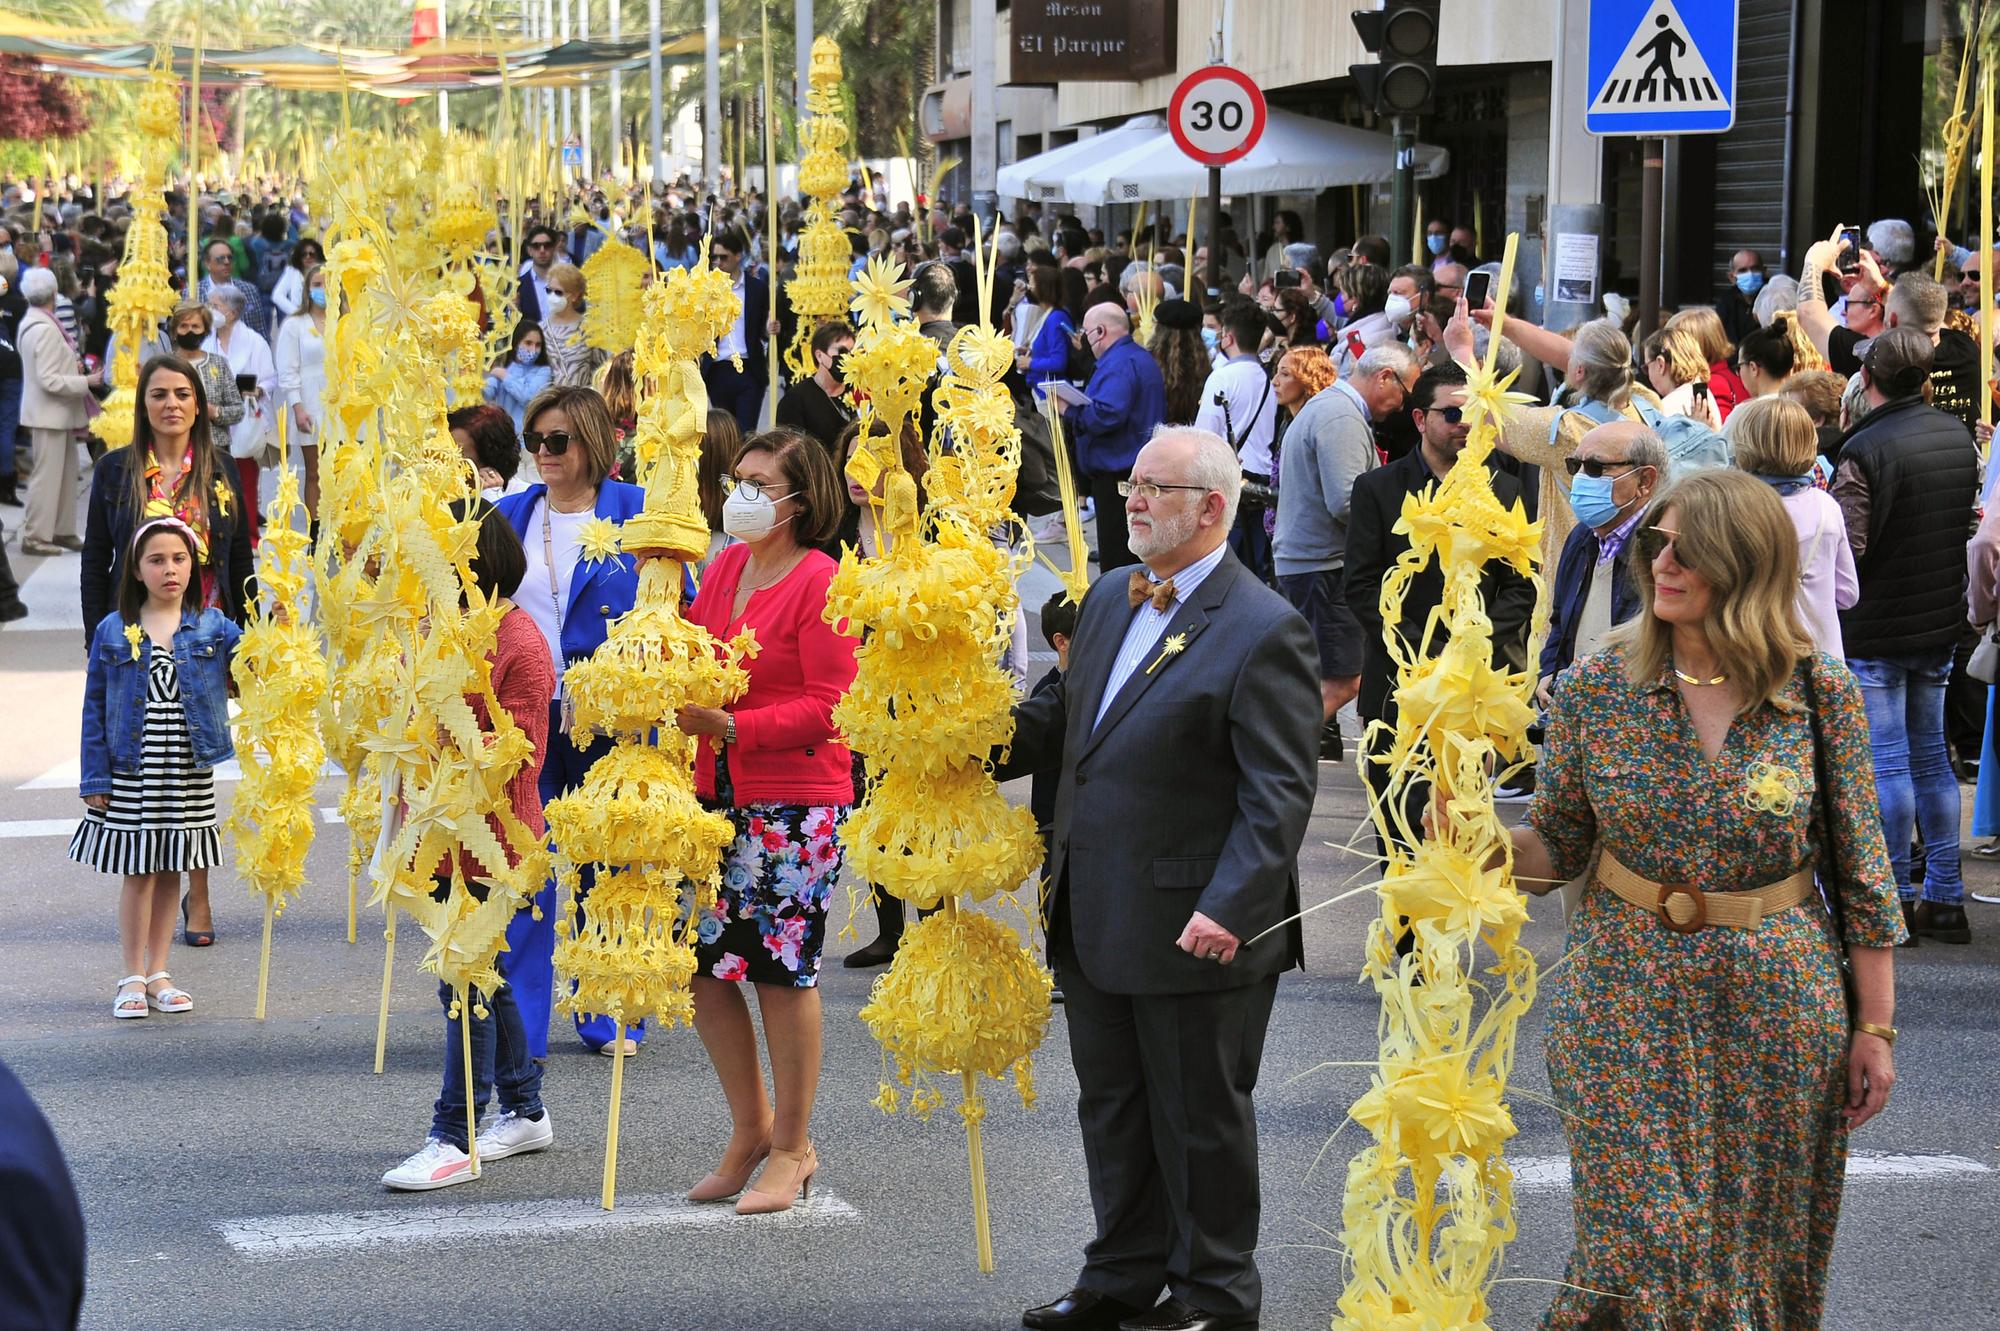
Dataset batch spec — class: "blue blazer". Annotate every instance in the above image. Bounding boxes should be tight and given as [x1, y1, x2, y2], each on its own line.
[496, 481, 646, 669]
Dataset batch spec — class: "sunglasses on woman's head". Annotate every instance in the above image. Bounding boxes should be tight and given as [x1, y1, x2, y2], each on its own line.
[1564, 455, 1636, 479]
[522, 429, 571, 456]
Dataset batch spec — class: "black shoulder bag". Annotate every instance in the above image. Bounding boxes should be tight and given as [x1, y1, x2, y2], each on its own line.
[1802, 658, 1857, 1021]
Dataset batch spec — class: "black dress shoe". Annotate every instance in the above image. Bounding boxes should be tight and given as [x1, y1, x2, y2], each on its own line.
[1319, 722, 1343, 762]
[842, 935, 899, 968]
[1897, 900, 1920, 949]
[1023, 1287, 1148, 1331]
[1118, 1297, 1257, 1331]
[1914, 899, 1972, 944]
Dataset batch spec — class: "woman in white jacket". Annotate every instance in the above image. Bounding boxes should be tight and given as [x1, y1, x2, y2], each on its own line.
[267, 237, 325, 331]
[275, 265, 328, 517]
[205, 283, 277, 543]
[1728, 396, 1857, 654]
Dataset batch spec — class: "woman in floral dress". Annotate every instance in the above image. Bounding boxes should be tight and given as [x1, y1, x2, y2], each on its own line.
[679, 427, 857, 1216]
[1509, 469, 1902, 1328]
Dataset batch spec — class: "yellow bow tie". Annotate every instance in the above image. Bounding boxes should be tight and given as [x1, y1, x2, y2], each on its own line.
[1128, 569, 1177, 612]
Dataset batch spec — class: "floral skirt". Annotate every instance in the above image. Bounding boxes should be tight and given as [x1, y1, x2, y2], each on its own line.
[694, 793, 846, 989]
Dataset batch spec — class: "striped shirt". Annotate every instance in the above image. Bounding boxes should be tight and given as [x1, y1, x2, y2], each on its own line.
[1094, 541, 1228, 731]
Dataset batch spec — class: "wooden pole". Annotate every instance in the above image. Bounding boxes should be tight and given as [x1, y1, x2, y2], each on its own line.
[254, 894, 275, 1020]
[760, 0, 780, 429]
[187, 12, 204, 302]
[373, 907, 397, 1074]
[602, 1029, 627, 1209]
[461, 986, 480, 1174]
[1982, 74, 1994, 440]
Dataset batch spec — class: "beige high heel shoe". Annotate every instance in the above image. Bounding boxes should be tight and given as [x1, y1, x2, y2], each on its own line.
[686, 1138, 771, 1203]
[735, 1142, 816, 1215]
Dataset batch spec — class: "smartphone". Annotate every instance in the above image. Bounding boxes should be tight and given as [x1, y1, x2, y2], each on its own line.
[1839, 227, 1862, 271]
[1273, 269, 1302, 290]
[235, 373, 257, 392]
[1465, 270, 1492, 309]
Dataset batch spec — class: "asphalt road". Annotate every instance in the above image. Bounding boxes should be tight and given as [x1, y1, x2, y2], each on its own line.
[4, 501, 1998, 1331]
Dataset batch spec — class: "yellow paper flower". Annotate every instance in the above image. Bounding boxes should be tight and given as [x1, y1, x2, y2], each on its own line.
[1145, 631, 1189, 676]
[850, 254, 914, 329]
[124, 623, 144, 660]
[576, 515, 622, 565]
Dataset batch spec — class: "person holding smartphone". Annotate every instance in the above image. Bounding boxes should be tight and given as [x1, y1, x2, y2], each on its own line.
[204, 285, 276, 545]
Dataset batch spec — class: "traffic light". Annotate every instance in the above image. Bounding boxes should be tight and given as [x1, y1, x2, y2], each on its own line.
[1349, 2, 1440, 118]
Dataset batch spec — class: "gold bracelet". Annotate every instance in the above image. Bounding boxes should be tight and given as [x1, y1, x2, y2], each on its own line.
[1854, 1019, 1897, 1046]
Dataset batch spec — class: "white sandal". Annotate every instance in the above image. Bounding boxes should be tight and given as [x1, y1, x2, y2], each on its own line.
[145, 971, 193, 1014]
[114, 975, 149, 1019]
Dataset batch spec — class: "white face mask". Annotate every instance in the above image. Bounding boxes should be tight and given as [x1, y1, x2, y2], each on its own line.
[545, 292, 569, 315]
[721, 483, 793, 541]
[1384, 293, 1415, 326]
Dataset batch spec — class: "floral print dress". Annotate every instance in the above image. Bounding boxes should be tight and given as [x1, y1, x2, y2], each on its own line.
[1526, 648, 1904, 1331]
[694, 748, 845, 989]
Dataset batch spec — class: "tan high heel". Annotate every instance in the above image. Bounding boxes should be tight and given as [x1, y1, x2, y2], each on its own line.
[735, 1142, 816, 1215]
[687, 1138, 771, 1203]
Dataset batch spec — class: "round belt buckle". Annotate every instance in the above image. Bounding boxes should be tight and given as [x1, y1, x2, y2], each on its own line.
[1657, 883, 1707, 933]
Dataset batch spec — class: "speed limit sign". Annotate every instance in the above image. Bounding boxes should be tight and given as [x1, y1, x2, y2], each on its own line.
[1168, 65, 1267, 167]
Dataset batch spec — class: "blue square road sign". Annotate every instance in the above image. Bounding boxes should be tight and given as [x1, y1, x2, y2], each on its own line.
[1586, 0, 1737, 135]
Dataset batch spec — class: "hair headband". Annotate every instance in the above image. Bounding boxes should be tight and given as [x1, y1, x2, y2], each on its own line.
[129, 514, 199, 560]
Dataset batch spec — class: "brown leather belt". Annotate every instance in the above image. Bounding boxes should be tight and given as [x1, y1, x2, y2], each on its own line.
[1593, 849, 1815, 933]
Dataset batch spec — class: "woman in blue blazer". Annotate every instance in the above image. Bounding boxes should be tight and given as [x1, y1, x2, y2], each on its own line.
[495, 384, 646, 1058]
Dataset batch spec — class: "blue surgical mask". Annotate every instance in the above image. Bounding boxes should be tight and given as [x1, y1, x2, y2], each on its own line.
[309, 287, 326, 309]
[1200, 326, 1219, 353]
[1426, 233, 1447, 256]
[1735, 270, 1765, 296]
[1568, 472, 1627, 530]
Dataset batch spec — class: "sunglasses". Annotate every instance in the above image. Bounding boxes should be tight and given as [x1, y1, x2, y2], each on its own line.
[1421, 405, 1464, 424]
[522, 429, 572, 456]
[1635, 525, 1684, 565]
[1563, 455, 1637, 479]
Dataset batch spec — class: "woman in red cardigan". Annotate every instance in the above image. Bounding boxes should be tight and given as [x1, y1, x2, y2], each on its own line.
[676, 426, 857, 1215]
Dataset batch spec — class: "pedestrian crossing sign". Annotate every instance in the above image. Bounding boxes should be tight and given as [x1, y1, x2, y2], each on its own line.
[1586, 0, 1737, 135]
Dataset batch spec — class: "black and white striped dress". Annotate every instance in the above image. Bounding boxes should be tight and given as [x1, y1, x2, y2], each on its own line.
[69, 643, 222, 875]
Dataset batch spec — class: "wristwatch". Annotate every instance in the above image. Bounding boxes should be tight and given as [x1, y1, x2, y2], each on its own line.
[1854, 1020, 1897, 1046]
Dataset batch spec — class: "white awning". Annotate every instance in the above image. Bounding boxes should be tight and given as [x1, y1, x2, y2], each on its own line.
[996, 115, 1167, 203]
[1033, 108, 1450, 206]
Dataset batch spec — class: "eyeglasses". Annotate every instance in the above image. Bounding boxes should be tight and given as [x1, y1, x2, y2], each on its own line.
[1635, 525, 1684, 565]
[522, 429, 572, 455]
[1847, 297, 1880, 309]
[1563, 455, 1637, 479]
[1420, 405, 1464, 424]
[526, 240, 554, 250]
[1117, 480, 1210, 500]
[731, 477, 791, 502]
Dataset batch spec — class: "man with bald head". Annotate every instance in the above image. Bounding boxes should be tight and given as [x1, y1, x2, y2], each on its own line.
[1538, 420, 1667, 704]
[1001, 425, 1319, 1331]
[1052, 301, 1167, 570]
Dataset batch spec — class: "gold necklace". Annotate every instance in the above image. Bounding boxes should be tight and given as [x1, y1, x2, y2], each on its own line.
[1674, 667, 1727, 686]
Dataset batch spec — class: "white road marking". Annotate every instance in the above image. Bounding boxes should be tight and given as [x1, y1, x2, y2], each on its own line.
[0, 808, 342, 839]
[217, 1189, 860, 1260]
[1506, 1151, 1993, 1193]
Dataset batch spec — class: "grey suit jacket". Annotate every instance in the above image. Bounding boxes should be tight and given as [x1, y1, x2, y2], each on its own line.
[999, 548, 1322, 995]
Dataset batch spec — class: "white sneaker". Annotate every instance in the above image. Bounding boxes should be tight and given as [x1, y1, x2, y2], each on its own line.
[1027, 513, 1066, 545]
[475, 1110, 554, 1161]
[1078, 499, 1096, 522]
[1970, 885, 2000, 905]
[382, 1138, 476, 1191]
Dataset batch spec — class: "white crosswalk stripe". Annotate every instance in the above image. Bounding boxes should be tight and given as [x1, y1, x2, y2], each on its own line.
[0, 807, 343, 839]
[1507, 1150, 1992, 1194]
[217, 1190, 861, 1260]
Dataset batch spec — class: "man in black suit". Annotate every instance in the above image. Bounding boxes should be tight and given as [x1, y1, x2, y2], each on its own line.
[700, 226, 773, 433]
[515, 222, 562, 324]
[1001, 426, 1321, 1331]
[1344, 361, 1537, 857]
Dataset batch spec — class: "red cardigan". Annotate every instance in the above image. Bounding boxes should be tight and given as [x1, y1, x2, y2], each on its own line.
[685, 542, 858, 807]
[444, 604, 556, 882]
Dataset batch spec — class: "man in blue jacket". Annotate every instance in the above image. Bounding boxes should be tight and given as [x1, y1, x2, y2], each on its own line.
[1537, 420, 1665, 700]
[1053, 303, 1167, 571]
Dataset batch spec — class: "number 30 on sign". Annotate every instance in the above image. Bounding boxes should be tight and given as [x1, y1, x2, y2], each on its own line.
[1169, 65, 1268, 167]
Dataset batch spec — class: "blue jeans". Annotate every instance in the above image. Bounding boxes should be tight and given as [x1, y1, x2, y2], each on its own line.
[432, 979, 543, 1151]
[1849, 651, 1964, 904]
[0, 376, 20, 478]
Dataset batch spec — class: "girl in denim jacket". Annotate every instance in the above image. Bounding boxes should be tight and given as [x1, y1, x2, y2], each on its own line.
[70, 517, 241, 1019]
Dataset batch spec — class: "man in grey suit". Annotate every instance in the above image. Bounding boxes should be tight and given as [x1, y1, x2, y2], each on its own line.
[1003, 426, 1322, 1331]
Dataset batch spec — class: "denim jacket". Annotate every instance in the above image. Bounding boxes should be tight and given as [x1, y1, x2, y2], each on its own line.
[81, 609, 241, 796]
